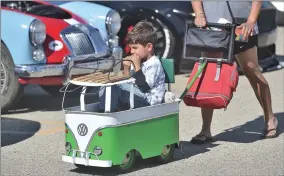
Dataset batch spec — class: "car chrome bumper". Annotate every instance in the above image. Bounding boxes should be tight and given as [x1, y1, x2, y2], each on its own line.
[258, 29, 277, 47]
[15, 58, 113, 78]
[15, 46, 123, 83]
[62, 155, 112, 167]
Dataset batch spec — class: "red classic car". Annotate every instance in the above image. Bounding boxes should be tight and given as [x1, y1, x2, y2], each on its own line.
[1, 1, 123, 112]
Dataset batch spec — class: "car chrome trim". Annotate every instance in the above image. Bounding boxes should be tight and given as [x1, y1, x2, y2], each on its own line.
[15, 57, 113, 78]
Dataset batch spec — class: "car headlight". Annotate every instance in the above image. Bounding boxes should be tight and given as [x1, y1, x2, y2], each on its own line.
[65, 142, 72, 153]
[105, 10, 121, 37]
[93, 146, 102, 156]
[32, 47, 46, 62]
[29, 19, 46, 46]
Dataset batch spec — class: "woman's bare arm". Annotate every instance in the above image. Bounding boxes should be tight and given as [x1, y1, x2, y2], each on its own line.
[191, 1, 205, 18]
[247, 1, 263, 24]
[191, 1, 207, 27]
[240, 1, 263, 38]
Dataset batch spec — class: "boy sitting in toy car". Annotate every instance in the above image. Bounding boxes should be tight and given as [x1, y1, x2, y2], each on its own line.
[98, 20, 166, 112]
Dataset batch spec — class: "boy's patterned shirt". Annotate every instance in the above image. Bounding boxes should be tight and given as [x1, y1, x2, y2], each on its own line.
[131, 55, 166, 105]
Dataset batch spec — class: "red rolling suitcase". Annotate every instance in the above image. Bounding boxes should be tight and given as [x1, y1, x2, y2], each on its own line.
[180, 1, 240, 109]
[182, 59, 239, 109]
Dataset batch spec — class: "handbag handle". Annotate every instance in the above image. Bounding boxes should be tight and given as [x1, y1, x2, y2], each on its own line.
[182, 2, 237, 64]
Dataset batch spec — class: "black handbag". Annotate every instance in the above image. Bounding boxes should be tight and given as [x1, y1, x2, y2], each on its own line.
[183, 1, 238, 64]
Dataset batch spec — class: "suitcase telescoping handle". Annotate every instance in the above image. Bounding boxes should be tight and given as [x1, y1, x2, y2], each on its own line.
[179, 60, 207, 102]
[186, 20, 235, 29]
[186, 20, 236, 64]
[206, 22, 236, 64]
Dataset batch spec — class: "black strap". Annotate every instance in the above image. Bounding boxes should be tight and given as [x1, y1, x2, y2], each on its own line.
[226, 1, 236, 24]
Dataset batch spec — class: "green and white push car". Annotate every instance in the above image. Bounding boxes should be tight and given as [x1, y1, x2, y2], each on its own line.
[61, 58, 181, 171]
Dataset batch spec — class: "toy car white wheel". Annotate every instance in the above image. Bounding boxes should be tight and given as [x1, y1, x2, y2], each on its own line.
[153, 144, 175, 164]
[1, 43, 24, 112]
[119, 150, 136, 171]
[161, 144, 175, 161]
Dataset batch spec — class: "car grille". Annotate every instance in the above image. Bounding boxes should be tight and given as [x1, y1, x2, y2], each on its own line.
[61, 25, 109, 57]
[64, 32, 95, 56]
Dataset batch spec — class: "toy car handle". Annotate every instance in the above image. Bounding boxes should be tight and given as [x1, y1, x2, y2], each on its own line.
[59, 58, 135, 93]
[106, 58, 136, 83]
[60, 58, 136, 110]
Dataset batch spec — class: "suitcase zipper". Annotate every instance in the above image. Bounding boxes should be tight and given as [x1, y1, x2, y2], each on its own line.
[187, 92, 230, 100]
[186, 92, 230, 101]
[186, 92, 230, 110]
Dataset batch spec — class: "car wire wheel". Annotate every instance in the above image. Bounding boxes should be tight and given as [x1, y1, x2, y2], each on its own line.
[0, 61, 8, 95]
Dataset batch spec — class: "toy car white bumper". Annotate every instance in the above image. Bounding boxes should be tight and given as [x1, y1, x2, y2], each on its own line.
[62, 150, 112, 167]
[62, 153, 112, 168]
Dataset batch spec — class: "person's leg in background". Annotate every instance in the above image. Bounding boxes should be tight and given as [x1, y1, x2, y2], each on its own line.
[98, 85, 122, 112]
[191, 52, 223, 144]
[235, 46, 278, 138]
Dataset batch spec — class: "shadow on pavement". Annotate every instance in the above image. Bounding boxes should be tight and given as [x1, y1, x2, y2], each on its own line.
[1, 117, 41, 147]
[69, 142, 220, 176]
[214, 112, 284, 143]
[4, 86, 99, 114]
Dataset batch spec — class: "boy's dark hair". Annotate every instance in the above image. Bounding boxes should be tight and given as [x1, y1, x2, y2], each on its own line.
[125, 20, 157, 46]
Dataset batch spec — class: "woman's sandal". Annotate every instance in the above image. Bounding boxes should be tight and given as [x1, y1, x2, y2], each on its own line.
[191, 134, 213, 144]
[260, 128, 279, 139]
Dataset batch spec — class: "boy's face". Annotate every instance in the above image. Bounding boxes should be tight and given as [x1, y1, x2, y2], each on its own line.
[128, 43, 153, 60]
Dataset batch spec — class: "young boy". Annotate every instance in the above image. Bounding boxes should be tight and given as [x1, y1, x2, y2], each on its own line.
[98, 20, 166, 112]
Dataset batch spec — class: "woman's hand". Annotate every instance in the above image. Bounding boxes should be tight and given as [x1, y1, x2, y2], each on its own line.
[237, 21, 256, 40]
[194, 16, 207, 28]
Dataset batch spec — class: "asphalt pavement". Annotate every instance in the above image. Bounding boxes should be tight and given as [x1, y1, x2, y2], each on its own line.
[1, 27, 284, 176]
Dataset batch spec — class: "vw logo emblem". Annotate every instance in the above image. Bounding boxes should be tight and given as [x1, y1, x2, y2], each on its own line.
[77, 123, 88, 136]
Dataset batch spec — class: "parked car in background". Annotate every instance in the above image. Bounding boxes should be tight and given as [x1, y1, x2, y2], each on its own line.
[271, 1, 284, 26]
[254, 1, 281, 72]
[1, 1, 122, 112]
[94, 1, 281, 73]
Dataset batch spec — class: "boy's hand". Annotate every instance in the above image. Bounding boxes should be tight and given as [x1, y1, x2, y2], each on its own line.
[123, 56, 132, 68]
[131, 54, 141, 71]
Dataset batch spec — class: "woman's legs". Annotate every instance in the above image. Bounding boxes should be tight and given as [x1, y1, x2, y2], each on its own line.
[201, 108, 214, 136]
[235, 46, 278, 137]
[191, 52, 221, 143]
